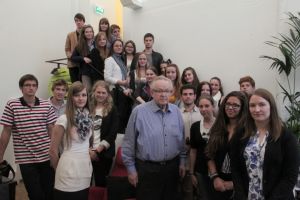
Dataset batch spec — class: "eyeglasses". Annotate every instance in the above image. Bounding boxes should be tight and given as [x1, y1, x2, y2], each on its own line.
[225, 103, 241, 110]
[152, 89, 172, 94]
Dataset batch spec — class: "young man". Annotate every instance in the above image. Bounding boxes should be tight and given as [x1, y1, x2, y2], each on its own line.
[131, 33, 164, 74]
[65, 13, 85, 83]
[179, 84, 202, 200]
[122, 76, 186, 200]
[49, 79, 68, 117]
[0, 74, 57, 200]
[239, 75, 255, 95]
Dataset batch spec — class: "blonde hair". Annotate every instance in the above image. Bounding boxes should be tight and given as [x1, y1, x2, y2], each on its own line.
[90, 80, 113, 118]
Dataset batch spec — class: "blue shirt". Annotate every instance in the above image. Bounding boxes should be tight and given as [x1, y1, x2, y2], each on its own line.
[122, 100, 186, 174]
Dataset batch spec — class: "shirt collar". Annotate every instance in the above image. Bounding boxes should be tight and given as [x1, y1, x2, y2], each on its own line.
[180, 104, 198, 113]
[20, 96, 40, 107]
[149, 100, 172, 113]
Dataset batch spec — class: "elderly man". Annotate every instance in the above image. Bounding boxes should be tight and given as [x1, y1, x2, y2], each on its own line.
[122, 76, 186, 200]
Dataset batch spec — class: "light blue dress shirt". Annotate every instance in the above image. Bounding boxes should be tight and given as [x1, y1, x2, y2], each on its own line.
[122, 100, 186, 174]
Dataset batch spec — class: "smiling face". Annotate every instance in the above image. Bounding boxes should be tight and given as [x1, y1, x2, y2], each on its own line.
[210, 79, 221, 96]
[165, 66, 177, 81]
[225, 96, 241, 119]
[199, 98, 214, 119]
[138, 53, 147, 67]
[94, 85, 109, 104]
[249, 94, 270, 124]
[52, 85, 67, 102]
[113, 40, 123, 54]
[184, 70, 194, 83]
[84, 27, 94, 40]
[100, 22, 109, 32]
[146, 69, 157, 83]
[73, 88, 88, 109]
[125, 42, 135, 54]
[97, 34, 107, 47]
[201, 84, 211, 95]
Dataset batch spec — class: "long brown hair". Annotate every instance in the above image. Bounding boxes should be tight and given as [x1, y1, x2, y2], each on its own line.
[135, 52, 149, 79]
[165, 64, 181, 98]
[76, 24, 94, 56]
[244, 88, 283, 141]
[95, 32, 109, 60]
[65, 81, 89, 148]
[206, 91, 248, 159]
[89, 80, 113, 118]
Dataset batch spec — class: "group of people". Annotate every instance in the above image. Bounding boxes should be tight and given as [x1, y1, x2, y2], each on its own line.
[0, 12, 299, 200]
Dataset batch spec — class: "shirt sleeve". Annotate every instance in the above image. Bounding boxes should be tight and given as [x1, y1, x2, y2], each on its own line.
[121, 107, 138, 174]
[104, 57, 119, 85]
[47, 105, 57, 125]
[55, 115, 67, 129]
[0, 101, 14, 127]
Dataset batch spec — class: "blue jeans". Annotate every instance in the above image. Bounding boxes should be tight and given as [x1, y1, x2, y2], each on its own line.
[19, 160, 54, 200]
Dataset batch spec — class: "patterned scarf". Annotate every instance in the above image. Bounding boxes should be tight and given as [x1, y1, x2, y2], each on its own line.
[112, 53, 127, 80]
[75, 108, 93, 141]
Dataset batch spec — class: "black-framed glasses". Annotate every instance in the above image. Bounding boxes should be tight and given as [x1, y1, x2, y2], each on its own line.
[225, 103, 241, 110]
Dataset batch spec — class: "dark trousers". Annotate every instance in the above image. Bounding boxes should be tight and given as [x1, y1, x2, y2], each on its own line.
[53, 188, 89, 200]
[136, 158, 179, 200]
[92, 157, 113, 187]
[19, 160, 54, 200]
[112, 87, 132, 133]
[68, 67, 80, 83]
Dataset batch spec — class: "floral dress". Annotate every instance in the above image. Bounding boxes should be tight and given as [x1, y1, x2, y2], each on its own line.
[243, 131, 268, 200]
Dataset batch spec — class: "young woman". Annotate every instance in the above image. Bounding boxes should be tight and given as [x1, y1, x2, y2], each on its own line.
[98, 17, 111, 48]
[71, 25, 95, 91]
[160, 59, 171, 75]
[230, 88, 300, 200]
[165, 64, 181, 104]
[123, 40, 136, 70]
[104, 39, 132, 133]
[129, 52, 149, 92]
[199, 81, 213, 96]
[190, 95, 215, 200]
[89, 32, 109, 82]
[205, 91, 248, 200]
[134, 67, 158, 105]
[181, 67, 201, 103]
[50, 81, 93, 200]
[89, 80, 119, 187]
[210, 77, 224, 112]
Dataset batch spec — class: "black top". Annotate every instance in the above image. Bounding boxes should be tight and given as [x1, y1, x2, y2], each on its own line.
[230, 127, 300, 200]
[190, 121, 209, 174]
[89, 48, 105, 81]
[130, 50, 163, 75]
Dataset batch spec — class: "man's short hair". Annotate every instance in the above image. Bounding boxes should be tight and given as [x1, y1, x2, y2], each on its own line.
[144, 33, 154, 41]
[19, 74, 38, 88]
[150, 76, 172, 90]
[180, 84, 196, 95]
[74, 13, 85, 22]
[239, 76, 255, 87]
[51, 79, 68, 91]
[111, 24, 120, 31]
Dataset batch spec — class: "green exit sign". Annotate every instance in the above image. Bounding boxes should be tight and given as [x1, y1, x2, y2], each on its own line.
[95, 6, 104, 15]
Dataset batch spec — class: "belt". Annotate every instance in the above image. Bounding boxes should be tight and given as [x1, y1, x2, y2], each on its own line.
[137, 156, 179, 166]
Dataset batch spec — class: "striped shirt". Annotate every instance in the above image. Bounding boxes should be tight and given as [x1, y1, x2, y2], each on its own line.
[0, 97, 57, 164]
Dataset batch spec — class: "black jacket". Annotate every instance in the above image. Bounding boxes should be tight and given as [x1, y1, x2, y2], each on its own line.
[94, 106, 119, 159]
[230, 127, 300, 200]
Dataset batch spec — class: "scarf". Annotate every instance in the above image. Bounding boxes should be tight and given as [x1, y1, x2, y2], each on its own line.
[75, 108, 93, 141]
[112, 53, 127, 80]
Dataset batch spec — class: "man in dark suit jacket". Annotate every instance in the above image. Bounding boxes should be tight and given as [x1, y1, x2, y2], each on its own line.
[130, 33, 163, 75]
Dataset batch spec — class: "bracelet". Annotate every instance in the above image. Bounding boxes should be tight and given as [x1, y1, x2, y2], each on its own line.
[209, 172, 219, 180]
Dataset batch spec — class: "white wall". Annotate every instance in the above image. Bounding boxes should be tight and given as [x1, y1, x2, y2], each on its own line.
[0, 0, 116, 178]
[123, 0, 291, 96]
